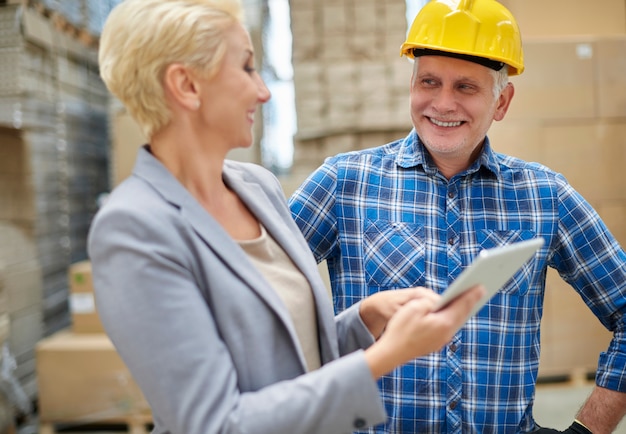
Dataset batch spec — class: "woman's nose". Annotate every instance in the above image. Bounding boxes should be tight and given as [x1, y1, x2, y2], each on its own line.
[257, 76, 271, 103]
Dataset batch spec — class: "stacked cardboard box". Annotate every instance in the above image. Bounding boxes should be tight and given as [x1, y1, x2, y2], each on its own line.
[0, 264, 8, 347]
[108, 101, 145, 189]
[36, 332, 151, 431]
[0, 262, 9, 432]
[0, 0, 110, 411]
[290, 0, 412, 162]
[500, 0, 626, 38]
[488, 35, 626, 379]
[66, 261, 104, 334]
[36, 260, 151, 429]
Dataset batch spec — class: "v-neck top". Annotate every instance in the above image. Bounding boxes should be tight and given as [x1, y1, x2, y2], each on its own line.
[238, 225, 321, 372]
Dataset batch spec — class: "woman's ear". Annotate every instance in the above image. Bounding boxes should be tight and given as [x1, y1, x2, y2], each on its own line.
[163, 63, 200, 111]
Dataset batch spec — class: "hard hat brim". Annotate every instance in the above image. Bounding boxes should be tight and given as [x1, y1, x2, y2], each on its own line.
[410, 48, 506, 72]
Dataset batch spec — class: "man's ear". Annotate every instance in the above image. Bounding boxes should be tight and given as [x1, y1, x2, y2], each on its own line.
[163, 63, 200, 111]
[494, 82, 514, 122]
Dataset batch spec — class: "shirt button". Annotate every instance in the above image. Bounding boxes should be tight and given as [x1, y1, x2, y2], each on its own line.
[448, 191, 454, 199]
[450, 401, 458, 410]
[448, 238, 454, 245]
[450, 343, 457, 352]
[353, 418, 367, 429]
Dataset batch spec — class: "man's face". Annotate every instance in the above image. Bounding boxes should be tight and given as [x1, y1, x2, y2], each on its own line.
[410, 55, 513, 177]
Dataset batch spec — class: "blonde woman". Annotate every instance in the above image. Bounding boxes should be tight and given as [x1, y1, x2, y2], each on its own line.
[88, 1, 483, 433]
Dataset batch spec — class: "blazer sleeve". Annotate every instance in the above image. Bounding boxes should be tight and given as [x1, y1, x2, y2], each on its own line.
[335, 301, 377, 356]
[88, 183, 386, 434]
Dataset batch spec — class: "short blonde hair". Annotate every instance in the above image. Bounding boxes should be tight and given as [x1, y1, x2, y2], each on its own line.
[99, 0, 243, 138]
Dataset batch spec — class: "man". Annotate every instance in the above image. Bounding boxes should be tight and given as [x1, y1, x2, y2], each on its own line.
[288, 0, 626, 432]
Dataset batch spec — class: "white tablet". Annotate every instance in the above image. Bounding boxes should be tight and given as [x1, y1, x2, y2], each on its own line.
[434, 237, 544, 316]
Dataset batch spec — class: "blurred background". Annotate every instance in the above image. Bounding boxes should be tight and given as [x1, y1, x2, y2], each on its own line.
[0, 0, 624, 432]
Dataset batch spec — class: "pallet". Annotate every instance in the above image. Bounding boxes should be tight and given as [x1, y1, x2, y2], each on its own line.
[39, 415, 153, 434]
[24, 0, 98, 48]
[537, 367, 596, 387]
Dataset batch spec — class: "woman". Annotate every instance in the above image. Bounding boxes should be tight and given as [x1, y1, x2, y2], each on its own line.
[88, 1, 483, 433]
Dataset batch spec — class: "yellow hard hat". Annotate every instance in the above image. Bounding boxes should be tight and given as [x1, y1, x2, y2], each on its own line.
[400, 0, 524, 76]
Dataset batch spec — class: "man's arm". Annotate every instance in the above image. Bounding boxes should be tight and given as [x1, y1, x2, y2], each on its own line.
[552, 181, 626, 432]
[577, 386, 626, 433]
[288, 161, 339, 261]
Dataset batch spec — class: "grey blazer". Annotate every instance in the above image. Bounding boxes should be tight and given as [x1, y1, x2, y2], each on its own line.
[87, 146, 386, 434]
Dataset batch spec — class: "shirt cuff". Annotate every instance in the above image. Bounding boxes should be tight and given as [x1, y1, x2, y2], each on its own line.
[596, 351, 626, 392]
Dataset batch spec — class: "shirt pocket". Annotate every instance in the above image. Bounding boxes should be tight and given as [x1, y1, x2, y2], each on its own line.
[476, 229, 538, 296]
[363, 220, 425, 289]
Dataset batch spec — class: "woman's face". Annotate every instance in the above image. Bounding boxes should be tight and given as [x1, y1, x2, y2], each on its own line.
[199, 23, 271, 149]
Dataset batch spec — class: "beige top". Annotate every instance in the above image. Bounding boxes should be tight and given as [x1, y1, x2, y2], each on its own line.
[238, 225, 322, 372]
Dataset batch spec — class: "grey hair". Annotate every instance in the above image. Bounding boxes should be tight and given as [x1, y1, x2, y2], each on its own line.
[490, 65, 510, 99]
[412, 57, 510, 100]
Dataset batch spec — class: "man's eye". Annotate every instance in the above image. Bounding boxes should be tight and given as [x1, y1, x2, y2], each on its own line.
[458, 84, 477, 93]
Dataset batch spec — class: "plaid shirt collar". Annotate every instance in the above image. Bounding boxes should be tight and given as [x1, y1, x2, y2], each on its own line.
[395, 129, 502, 179]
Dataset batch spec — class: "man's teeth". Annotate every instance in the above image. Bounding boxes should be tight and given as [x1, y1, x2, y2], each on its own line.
[431, 118, 462, 127]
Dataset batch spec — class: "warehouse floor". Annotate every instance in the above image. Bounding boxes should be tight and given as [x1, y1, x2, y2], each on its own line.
[534, 381, 626, 433]
[11, 380, 626, 433]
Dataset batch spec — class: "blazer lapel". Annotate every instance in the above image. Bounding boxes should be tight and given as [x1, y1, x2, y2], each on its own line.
[224, 164, 339, 361]
[132, 147, 294, 327]
[224, 164, 322, 297]
[132, 147, 337, 366]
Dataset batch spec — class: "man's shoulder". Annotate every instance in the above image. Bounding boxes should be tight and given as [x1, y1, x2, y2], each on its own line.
[496, 152, 558, 177]
[325, 138, 405, 165]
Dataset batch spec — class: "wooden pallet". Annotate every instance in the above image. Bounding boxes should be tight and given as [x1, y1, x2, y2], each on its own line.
[537, 367, 596, 387]
[39, 414, 153, 434]
[24, 0, 98, 48]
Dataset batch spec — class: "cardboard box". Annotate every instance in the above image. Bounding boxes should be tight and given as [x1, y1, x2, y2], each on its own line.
[487, 119, 544, 162]
[596, 36, 626, 118]
[596, 201, 626, 248]
[490, 118, 626, 203]
[0, 313, 9, 345]
[500, 0, 626, 37]
[541, 120, 626, 203]
[539, 269, 613, 379]
[68, 260, 105, 334]
[36, 330, 151, 423]
[110, 105, 145, 188]
[507, 39, 596, 121]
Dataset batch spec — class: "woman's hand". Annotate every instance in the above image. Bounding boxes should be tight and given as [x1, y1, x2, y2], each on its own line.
[364, 285, 485, 379]
[359, 287, 438, 339]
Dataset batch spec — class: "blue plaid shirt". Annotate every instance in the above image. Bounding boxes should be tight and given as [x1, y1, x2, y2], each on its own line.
[288, 130, 626, 433]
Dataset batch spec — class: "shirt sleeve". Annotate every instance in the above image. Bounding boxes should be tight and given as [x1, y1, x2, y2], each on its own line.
[288, 160, 339, 263]
[551, 174, 626, 391]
